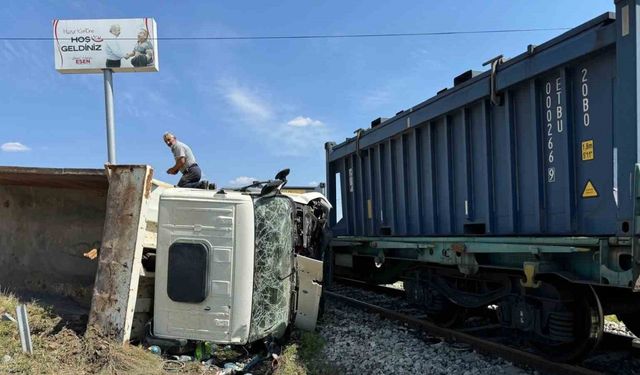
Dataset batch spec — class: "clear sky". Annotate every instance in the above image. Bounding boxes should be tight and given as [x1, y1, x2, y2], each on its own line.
[0, 0, 612, 187]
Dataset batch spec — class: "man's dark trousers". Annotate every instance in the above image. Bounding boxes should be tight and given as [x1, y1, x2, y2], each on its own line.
[177, 164, 203, 188]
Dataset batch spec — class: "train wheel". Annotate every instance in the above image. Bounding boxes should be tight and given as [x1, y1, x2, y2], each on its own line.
[531, 285, 603, 362]
[426, 294, 464, 328]
[429, 306, 463, 328]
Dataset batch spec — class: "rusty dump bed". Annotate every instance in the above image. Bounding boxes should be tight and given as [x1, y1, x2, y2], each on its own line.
[0, 166, 108, 307]
[0, 165, 168, 342]
[0, 166, 108, 189]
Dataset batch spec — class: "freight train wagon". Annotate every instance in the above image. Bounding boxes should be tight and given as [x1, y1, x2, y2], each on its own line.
[325, 0, 640, 361]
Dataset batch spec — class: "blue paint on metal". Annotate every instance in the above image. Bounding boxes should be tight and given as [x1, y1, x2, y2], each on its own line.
[327, 7, 636, 238]
[615, 0, 640, 236]
[328, 14, 617, 161]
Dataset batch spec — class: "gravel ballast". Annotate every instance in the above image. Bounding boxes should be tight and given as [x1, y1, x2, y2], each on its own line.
[317, 300, 531, 375]
[604, 319, 636, 338]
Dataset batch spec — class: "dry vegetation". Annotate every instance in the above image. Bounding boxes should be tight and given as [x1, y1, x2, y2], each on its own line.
[0, 292, 334, 374]
[272, 331, 338, 375]
[0, 292, 167, 374]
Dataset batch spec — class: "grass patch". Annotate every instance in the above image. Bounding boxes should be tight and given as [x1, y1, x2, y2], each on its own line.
[274, 330, 339, 375]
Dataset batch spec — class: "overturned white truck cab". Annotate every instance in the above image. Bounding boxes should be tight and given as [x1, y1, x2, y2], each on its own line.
[153, 170, 330, 344]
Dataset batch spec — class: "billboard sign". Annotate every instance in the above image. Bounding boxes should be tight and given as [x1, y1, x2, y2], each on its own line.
[53, 18, 158, 74]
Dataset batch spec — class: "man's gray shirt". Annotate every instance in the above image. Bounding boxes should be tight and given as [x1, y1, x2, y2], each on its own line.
[171, 140, 196, 173]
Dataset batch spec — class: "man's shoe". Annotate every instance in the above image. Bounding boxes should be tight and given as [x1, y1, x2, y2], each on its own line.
[198, 180, 209, 189]
[207, 182, 217, 190]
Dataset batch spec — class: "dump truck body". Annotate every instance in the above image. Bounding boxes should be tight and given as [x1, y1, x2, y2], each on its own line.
[0, 167, 108, 308]
[0, 165, 168, 342]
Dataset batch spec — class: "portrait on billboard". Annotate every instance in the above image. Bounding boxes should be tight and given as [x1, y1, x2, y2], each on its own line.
[53, 18, 158, 74]
[130, 29, 155, 67]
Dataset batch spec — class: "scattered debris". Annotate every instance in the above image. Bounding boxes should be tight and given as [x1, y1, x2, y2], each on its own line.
[1, 313, 15, 322]
[162, 359, 186, 372]
[83, 248, 99, 260]
[147, 345, 161, 355]
[243, 354, 266, 372]
[223, 362, 243, 373]
[16, 304, 33, 355]
[195, 341, 214, 361]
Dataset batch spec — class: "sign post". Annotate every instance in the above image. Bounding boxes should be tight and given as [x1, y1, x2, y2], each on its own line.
[103, 69, 116, 163]
[53, 18, 159, 163]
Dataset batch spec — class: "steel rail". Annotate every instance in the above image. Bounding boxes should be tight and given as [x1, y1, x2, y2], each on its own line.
[331, 276, 406, 297]
[324, 290, 603, 375]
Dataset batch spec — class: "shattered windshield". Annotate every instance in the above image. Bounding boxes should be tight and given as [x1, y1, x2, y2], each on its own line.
[248, 196, 294, 341]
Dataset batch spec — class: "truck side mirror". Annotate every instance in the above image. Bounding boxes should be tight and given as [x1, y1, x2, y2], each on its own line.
[260, 180, 283, 197]
[275, 168, 290, 181]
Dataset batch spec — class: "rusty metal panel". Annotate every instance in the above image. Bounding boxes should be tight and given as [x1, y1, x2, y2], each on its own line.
[88, 165, 153, 342]
[0, 166, 107, 189]
[0, 167, 109, 308]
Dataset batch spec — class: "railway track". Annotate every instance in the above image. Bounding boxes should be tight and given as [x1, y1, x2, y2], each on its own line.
[325, 277, 639, 375]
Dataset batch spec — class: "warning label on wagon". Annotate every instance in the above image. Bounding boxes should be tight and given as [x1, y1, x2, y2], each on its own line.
[582, 180, 598, 198]
[581, 140, 594, 161]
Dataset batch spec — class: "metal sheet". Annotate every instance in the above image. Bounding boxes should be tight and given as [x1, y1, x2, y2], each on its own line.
[0, 166, 107, 189]
[0, 168, 109, 307]
[16, 304, 33, 355]
[328, 13, 617, 161]
[88, 165, 153, 343]
[294, 255, 323, 331]
[327, 7, 631, 238]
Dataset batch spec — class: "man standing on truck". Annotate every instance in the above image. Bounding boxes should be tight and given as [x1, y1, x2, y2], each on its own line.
[163, 132, 213, 189]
